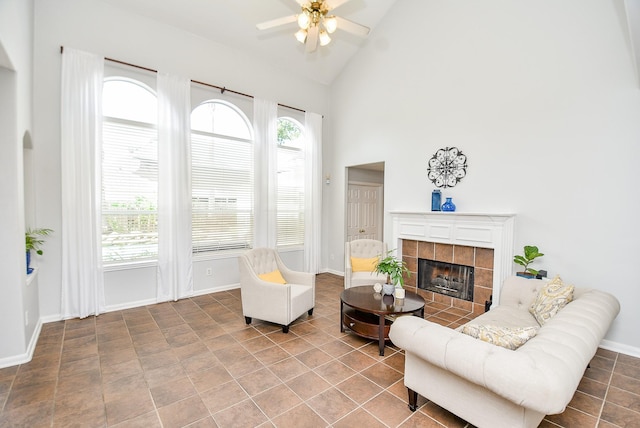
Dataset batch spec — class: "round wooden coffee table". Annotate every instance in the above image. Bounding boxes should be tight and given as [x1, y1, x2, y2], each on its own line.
[340, 285, 426, 356]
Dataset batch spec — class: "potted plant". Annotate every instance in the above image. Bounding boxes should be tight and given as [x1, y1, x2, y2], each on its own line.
[513, 245, 544, 278]
[25, 228, 53, 274]
[375, 250, 411, 297]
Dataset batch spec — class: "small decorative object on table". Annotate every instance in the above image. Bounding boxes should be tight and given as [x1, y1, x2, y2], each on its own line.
[382, 283, 395, 295]
[373, 283, 383, 293]
[441, 197, 456, 212]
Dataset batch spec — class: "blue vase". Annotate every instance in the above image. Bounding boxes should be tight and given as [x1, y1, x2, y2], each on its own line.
[441, 197, 456, 212]
[26, 250, 34, 274]
[431, 189, 441, 211]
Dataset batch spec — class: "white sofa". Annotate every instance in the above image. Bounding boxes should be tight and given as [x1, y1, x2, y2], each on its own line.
[389, 275, 620, 428]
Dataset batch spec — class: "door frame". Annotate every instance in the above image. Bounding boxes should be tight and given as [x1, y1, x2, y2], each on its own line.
[344, 162, 385, 244]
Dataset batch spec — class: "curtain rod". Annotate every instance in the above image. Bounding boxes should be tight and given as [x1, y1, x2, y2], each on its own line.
[60, 46, 305, 113]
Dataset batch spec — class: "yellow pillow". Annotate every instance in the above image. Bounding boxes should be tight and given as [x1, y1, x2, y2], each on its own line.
[351, 257, 378, 272]
[461, 324, 539, 350]
[529, 275, 574, 325]
[258, 269, 287, 284]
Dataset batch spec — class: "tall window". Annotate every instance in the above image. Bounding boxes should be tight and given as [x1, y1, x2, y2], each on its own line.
[277, 117, 305, 247]
[191, 100, 253, 252]
[101, 78, 158, 263]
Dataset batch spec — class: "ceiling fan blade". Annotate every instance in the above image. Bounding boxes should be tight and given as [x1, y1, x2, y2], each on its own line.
[325, 0, 351, 11]
[335, 16, 370, 37]
[256, 14, 297, 30]
[293, 0, 306, 6]
[305, 25, 319, 52]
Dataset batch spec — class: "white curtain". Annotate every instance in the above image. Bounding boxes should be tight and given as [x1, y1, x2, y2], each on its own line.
[253, 98, 278, 248]
[304, 112, 323, 273]
[60, 48, 105, 319]
[156, 72, 193, 301]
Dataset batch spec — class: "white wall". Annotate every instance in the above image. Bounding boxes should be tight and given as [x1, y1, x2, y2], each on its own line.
[33, 0, 328, 320]
[0, 0, 36, 364]
[327, 0, 640, 353]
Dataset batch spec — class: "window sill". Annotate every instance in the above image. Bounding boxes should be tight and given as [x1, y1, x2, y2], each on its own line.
[104, 260, 157, 272]
[102, 246, 304, 269]
[192, 249, 247, 262]
[277, 245, 304, 253]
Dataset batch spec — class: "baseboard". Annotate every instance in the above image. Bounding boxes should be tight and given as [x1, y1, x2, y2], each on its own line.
[324, 268, 344, 276]
[105, 298, 158, 313]
[40, 314, 63, 324]
[41, 284, 243, 320]
[191, 283, 240, 297]
[0, 319, 43, 369]
[600, 339, 640, 358]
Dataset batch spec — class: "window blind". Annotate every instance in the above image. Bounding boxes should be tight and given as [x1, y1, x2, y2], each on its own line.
[276, 145, 305, 246]
[191, 132, 253, 252]
[102, 118, 158, 262]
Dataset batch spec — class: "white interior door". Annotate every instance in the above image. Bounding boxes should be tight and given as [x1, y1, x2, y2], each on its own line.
[346, 184, 383, 242]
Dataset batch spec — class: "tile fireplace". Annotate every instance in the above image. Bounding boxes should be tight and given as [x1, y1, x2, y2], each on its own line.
[391, 212, 515, 313]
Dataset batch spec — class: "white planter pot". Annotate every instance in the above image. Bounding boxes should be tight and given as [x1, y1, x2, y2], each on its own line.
[382, 283, 395, 295]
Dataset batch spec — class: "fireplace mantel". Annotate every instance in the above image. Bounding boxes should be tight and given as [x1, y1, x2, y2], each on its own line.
[390, 211, 516, 307]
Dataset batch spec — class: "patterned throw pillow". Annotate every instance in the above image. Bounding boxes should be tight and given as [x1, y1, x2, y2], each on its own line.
[258, 269, 287, 284]
[529, 275, 574, 325]
[461, 324, 539, 350]
[351, 257, 379, 272]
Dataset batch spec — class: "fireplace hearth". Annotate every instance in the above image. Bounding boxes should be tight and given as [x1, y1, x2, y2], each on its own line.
[418, 259, 474, 302]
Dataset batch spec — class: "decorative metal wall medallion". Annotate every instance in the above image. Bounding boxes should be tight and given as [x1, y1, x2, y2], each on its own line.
[427, 147, 468, 188]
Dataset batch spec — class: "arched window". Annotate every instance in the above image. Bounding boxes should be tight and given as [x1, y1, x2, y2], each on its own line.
[277, 117, 305, 247]
[191, 100, 254, 252]
[101, 78, 158, 263]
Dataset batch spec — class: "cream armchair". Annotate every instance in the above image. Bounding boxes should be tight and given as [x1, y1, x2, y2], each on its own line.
[344, 239, 388, 289]
[238, 248, 315, 333]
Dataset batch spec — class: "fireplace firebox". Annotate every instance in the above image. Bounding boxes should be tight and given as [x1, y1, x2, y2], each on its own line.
[418, 259, 474, 302]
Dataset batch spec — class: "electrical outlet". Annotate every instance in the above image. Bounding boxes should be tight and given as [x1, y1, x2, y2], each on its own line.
[206, 268, 212, 276]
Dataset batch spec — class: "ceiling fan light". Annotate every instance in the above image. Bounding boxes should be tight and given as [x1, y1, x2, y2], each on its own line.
[319, 30, 331, 46]
[324, 16, 337, 34]
[295, 29, 307, 44]
[297, 12, 310, 29]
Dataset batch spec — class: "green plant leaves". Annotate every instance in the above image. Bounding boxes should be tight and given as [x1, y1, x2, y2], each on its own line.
[25, 228, 53, 255]
[523, 245, 544, 260]
[513, 245, 544, 275]
[374, 249, 411, 287]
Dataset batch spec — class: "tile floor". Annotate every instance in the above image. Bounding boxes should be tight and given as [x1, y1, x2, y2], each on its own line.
[0, 273, 639, 427]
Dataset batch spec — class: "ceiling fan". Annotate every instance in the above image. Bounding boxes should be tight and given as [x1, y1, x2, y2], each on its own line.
[256, 0, 370, 53]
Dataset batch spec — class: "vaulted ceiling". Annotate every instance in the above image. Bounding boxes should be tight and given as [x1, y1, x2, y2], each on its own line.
[100, 0, 399, 85]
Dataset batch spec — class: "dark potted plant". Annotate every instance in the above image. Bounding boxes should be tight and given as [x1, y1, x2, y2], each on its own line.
[25, 228, 53, 274]
[375, 250, 411, 297]
[513, 245, 544, 278]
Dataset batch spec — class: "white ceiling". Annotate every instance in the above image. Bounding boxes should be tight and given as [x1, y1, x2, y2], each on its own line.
[100, 0, 399, 86]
